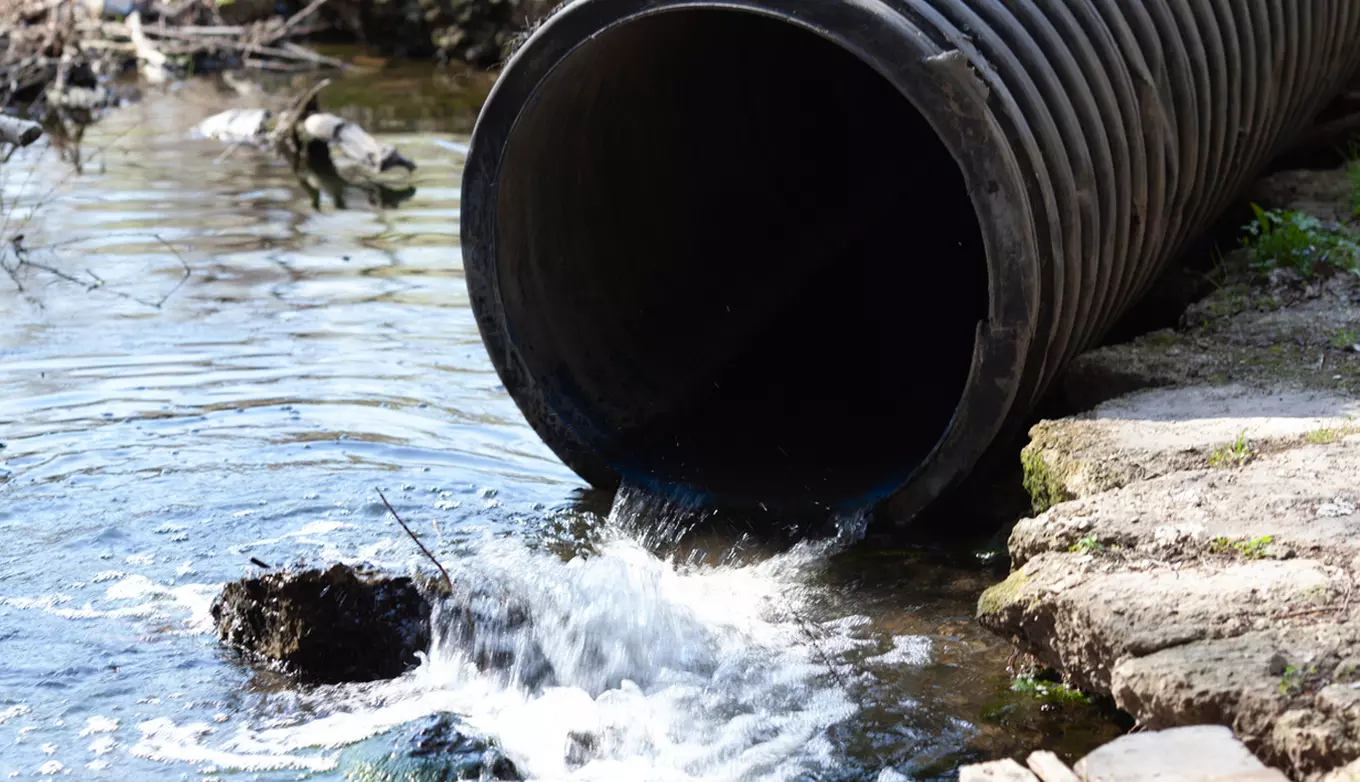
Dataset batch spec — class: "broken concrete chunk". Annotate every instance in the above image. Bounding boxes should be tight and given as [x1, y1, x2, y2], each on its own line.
[1025, 750, 1078, 782]
[1020, 385, 1360, 512]
[1072, 726, 1288, 782]
[959, 758, 1040, 782]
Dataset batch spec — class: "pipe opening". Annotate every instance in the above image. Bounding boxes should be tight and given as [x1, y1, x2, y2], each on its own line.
[495, 9, 988, 508]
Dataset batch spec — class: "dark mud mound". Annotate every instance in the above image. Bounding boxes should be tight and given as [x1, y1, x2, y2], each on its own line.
[211, 563, 431, 683]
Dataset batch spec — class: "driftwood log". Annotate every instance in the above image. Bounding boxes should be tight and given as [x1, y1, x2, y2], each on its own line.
[0, 115, 42, 147]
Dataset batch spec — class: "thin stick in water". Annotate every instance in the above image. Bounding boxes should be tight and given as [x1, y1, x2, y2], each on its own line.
[376, 487, 453, 593]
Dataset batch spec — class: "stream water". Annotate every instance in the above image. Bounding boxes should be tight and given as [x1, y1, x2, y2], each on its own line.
[0, 67, 1123, 780]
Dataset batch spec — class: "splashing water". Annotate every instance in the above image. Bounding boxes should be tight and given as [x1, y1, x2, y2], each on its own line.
[120, 485, 894, 781]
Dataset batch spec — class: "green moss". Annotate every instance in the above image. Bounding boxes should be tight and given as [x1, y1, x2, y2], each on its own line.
[1142, 329, 1181, 348]
[1209, 535, 1275, 560]
[1021, 447, 1073, 515]
[977, 570, 1030, 619]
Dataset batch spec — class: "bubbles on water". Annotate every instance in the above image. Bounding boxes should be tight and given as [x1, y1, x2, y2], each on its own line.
[78, 717, 118, 737]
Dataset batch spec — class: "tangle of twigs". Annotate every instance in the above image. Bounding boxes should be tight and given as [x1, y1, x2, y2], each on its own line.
[1, 232, 192, 308]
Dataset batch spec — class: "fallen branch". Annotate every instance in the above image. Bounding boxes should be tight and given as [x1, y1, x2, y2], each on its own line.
[0, 115, 42, 147]
[376, 488, 453, 594]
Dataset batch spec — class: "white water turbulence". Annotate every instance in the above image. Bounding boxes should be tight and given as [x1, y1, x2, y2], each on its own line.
[129, 485, 916, 781]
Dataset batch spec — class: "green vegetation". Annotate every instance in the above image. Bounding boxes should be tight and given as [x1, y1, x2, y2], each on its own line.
[1277, 664, 1318, 697]
[1306, 417, 1359, 444]
[1011, 675, 1090, 704]
[1329, 328, 1359, 350]
[1068, 536, 1105, 555]
[1241, 204, 1360, 279]
[1307, 426, 1343, 445]
[1207, 429, 1254, 468]
[1210, 535, 1275, 560]
[1279, 665, 1302, 696]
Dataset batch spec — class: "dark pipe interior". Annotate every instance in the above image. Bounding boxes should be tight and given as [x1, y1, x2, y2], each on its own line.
[495, 9, 988, 508]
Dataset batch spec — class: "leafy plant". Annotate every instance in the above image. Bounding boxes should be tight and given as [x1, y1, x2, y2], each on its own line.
[1208, 430, 1254, 468]
[1241, 204, 1360, 279]
[1012, 675, 1090, 704]
[1329, 328, 1359, 350]
[1068, 536, 1105, 555]
[1279, 665, 1301, 695]
[1277, 664, 1317, 696]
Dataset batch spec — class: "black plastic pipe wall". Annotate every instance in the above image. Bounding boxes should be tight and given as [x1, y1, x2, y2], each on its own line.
[461, 0, 1360, 520]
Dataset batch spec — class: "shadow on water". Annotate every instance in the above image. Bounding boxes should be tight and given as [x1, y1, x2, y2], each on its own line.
[0, 64, 1127, 780]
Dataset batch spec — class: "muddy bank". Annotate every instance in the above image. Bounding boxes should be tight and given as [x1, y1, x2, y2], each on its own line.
[977, 165, 1360, 779]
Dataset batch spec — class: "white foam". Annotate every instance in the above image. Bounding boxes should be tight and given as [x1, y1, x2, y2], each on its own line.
[105, 495, 929, 781]
[130, 718, 337, 773]
[865, 635, 933, 666]
[79, 717, 119, 736]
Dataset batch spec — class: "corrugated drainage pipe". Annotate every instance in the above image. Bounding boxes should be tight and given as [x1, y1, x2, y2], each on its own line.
[461, 0, 1360, 518]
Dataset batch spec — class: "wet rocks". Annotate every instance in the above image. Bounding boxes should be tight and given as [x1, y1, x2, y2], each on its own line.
[977, 169, 1360, 779]
[211, 563, 431, 683]
[979, 384, 1360, 778]
[961, 725, 1290, 781]
[340, 713, 521, 781]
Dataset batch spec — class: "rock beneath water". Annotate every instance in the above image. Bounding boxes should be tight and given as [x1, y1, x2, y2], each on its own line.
[564, 730, 598, 770]
[340, 713, 520, 781]
[211, 563, 431, 683]
[436, 587, 556, 691]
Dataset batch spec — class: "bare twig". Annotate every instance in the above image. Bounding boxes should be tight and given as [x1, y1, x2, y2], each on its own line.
[376, 487, 453, 594]
[3, 232, 192, 308]
[785, 599, 851, 691]
[278, 0, 333, 39]
[275, 76, 331, 142]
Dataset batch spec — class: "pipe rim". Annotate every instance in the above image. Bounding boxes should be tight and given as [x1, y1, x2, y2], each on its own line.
[462, 0, 1039, 518]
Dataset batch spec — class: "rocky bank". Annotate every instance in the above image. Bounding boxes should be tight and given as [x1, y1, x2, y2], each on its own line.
[976, 165, 1360, 780]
